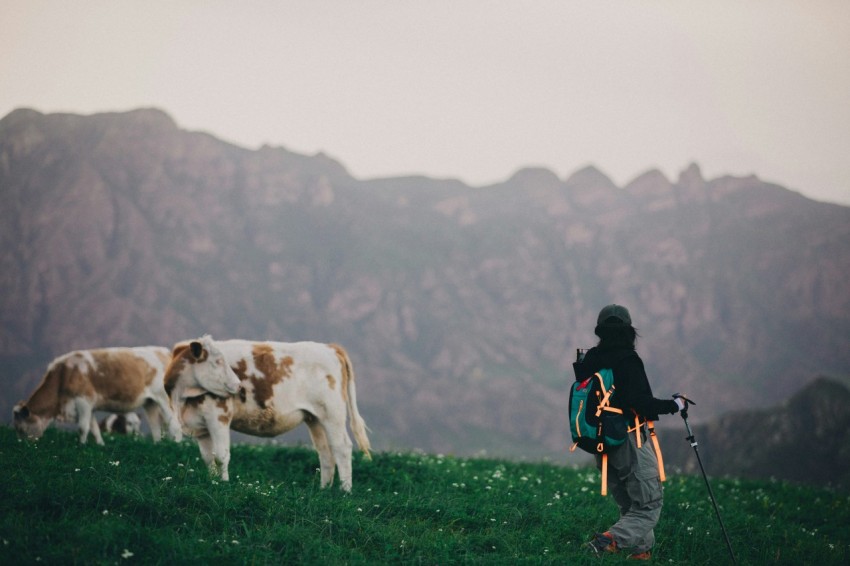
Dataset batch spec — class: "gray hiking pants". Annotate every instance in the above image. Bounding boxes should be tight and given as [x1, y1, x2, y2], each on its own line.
[595, 426, 663, 553]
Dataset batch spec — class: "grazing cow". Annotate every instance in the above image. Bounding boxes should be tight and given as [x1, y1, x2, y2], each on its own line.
[13, 346, 183, 445]
[100, 412, 143, 436]
[165, 335, 372, 491]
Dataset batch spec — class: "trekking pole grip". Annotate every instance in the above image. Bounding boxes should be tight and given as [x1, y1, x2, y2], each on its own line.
[673, 393, 695, 420]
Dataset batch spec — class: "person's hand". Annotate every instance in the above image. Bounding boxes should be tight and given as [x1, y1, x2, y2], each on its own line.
[674, 397, 686, 411]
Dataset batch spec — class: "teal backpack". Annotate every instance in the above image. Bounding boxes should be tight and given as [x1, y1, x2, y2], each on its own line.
[568, 368, 628, 455]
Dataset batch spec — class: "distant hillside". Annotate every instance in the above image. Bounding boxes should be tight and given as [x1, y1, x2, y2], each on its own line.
[1, 108, 849, 462]
[660, 376, 850, 489]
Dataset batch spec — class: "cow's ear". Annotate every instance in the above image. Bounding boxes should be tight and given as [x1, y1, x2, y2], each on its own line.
[190, 341, 204, 360]
[13, 404, 29, 419]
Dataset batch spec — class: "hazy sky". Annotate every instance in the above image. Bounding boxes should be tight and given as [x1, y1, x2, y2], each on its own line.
[3, 1, 850, 205]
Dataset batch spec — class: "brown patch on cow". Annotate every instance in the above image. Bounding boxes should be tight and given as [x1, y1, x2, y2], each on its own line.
[163, 345, 190, 396]
[253, 344, 293, 380]
[63, 356, 98, 399]
[243, 344, 294, 409]
[233, 359, 250, 384]
[329, 344, 351, 404]
[326, 374, 336, 391]
[181, 392, 232, 424]
[183, 394, 206, 409]
[23, 365, 64, 417]
[215, 396, 232, 424]
[280, 355, 294, 377]
[84, 351, 155, 404]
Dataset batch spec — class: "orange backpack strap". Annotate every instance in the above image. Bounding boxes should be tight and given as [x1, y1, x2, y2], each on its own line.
[647, 420, 666, 482]
[601, 453, 608, 496]
[632, 414, 643, 448]
[594, 374, 615, 417]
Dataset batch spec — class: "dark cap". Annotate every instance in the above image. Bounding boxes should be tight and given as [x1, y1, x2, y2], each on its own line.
[596, 304, 632, 327]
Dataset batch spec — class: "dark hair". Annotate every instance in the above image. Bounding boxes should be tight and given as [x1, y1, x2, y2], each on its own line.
[594, 324, 638, 350]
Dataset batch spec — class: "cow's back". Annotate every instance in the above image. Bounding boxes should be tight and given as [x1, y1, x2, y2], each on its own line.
[82, 347, 168, 404]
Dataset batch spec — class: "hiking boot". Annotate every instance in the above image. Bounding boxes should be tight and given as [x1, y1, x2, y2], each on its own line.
[586, 531, 618, 555]
[628, 550, 652, 560]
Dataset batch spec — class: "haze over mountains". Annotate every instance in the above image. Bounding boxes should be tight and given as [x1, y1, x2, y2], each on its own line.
[1, 108, 848, 465]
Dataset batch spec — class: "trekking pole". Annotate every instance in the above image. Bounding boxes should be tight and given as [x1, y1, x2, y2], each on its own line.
[673, 394, 737, 565]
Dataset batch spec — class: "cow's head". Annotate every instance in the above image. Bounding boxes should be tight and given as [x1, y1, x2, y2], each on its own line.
[102, 413, 142, 435]
[12, 402, 52, 441]
[169, 335, 241, 399]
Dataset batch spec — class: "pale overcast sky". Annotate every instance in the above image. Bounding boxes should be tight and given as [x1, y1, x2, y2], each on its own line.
[3, 1, 849, 205]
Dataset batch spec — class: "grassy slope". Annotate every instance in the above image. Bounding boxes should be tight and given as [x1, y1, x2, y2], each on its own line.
[0, 427, 847, 565]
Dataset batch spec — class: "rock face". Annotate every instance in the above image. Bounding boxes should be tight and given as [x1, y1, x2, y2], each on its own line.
[659, 377, 850, 489]
[2, 108, 849, 461]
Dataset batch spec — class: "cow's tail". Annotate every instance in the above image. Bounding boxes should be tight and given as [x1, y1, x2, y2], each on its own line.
[332, 344, 372, 460]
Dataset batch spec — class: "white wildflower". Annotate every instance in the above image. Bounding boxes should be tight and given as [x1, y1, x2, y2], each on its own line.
[121, 549, 133, 559]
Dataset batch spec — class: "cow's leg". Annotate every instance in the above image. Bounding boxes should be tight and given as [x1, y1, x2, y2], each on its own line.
[142, 401, 164, 442]
[207, 421, 232, 481]
[149, 392, 183, 442]
[321, 413, 354, 492]
[74, 399, 100, 445]
[306, 413, 336, 489]
[89, 415, 104, 445]
[195, 433, 219, 477]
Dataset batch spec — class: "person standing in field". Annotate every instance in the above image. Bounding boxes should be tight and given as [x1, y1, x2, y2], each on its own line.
[579, 304, 684, 561]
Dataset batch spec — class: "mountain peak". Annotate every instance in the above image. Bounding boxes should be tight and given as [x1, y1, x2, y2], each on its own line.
[677, 162, 704, 189]
[506, 167, 561, 187]
[564, 165, 617, 191]
[0, 107, 44, 128]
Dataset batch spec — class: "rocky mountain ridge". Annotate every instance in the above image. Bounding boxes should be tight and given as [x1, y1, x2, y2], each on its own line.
[2, 108, 849, 462]
[660, 376, 850, 489]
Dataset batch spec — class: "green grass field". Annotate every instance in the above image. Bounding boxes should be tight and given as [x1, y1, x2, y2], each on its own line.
[0, 426, 846, 565]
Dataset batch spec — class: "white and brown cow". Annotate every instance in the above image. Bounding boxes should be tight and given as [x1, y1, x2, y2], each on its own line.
[13, 346, 183, 445]
[100, 412, 143, 436]
[165, 335, 372, 491]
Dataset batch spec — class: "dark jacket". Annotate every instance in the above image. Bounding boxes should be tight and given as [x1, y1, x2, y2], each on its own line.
[577, 345, 678, 421]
